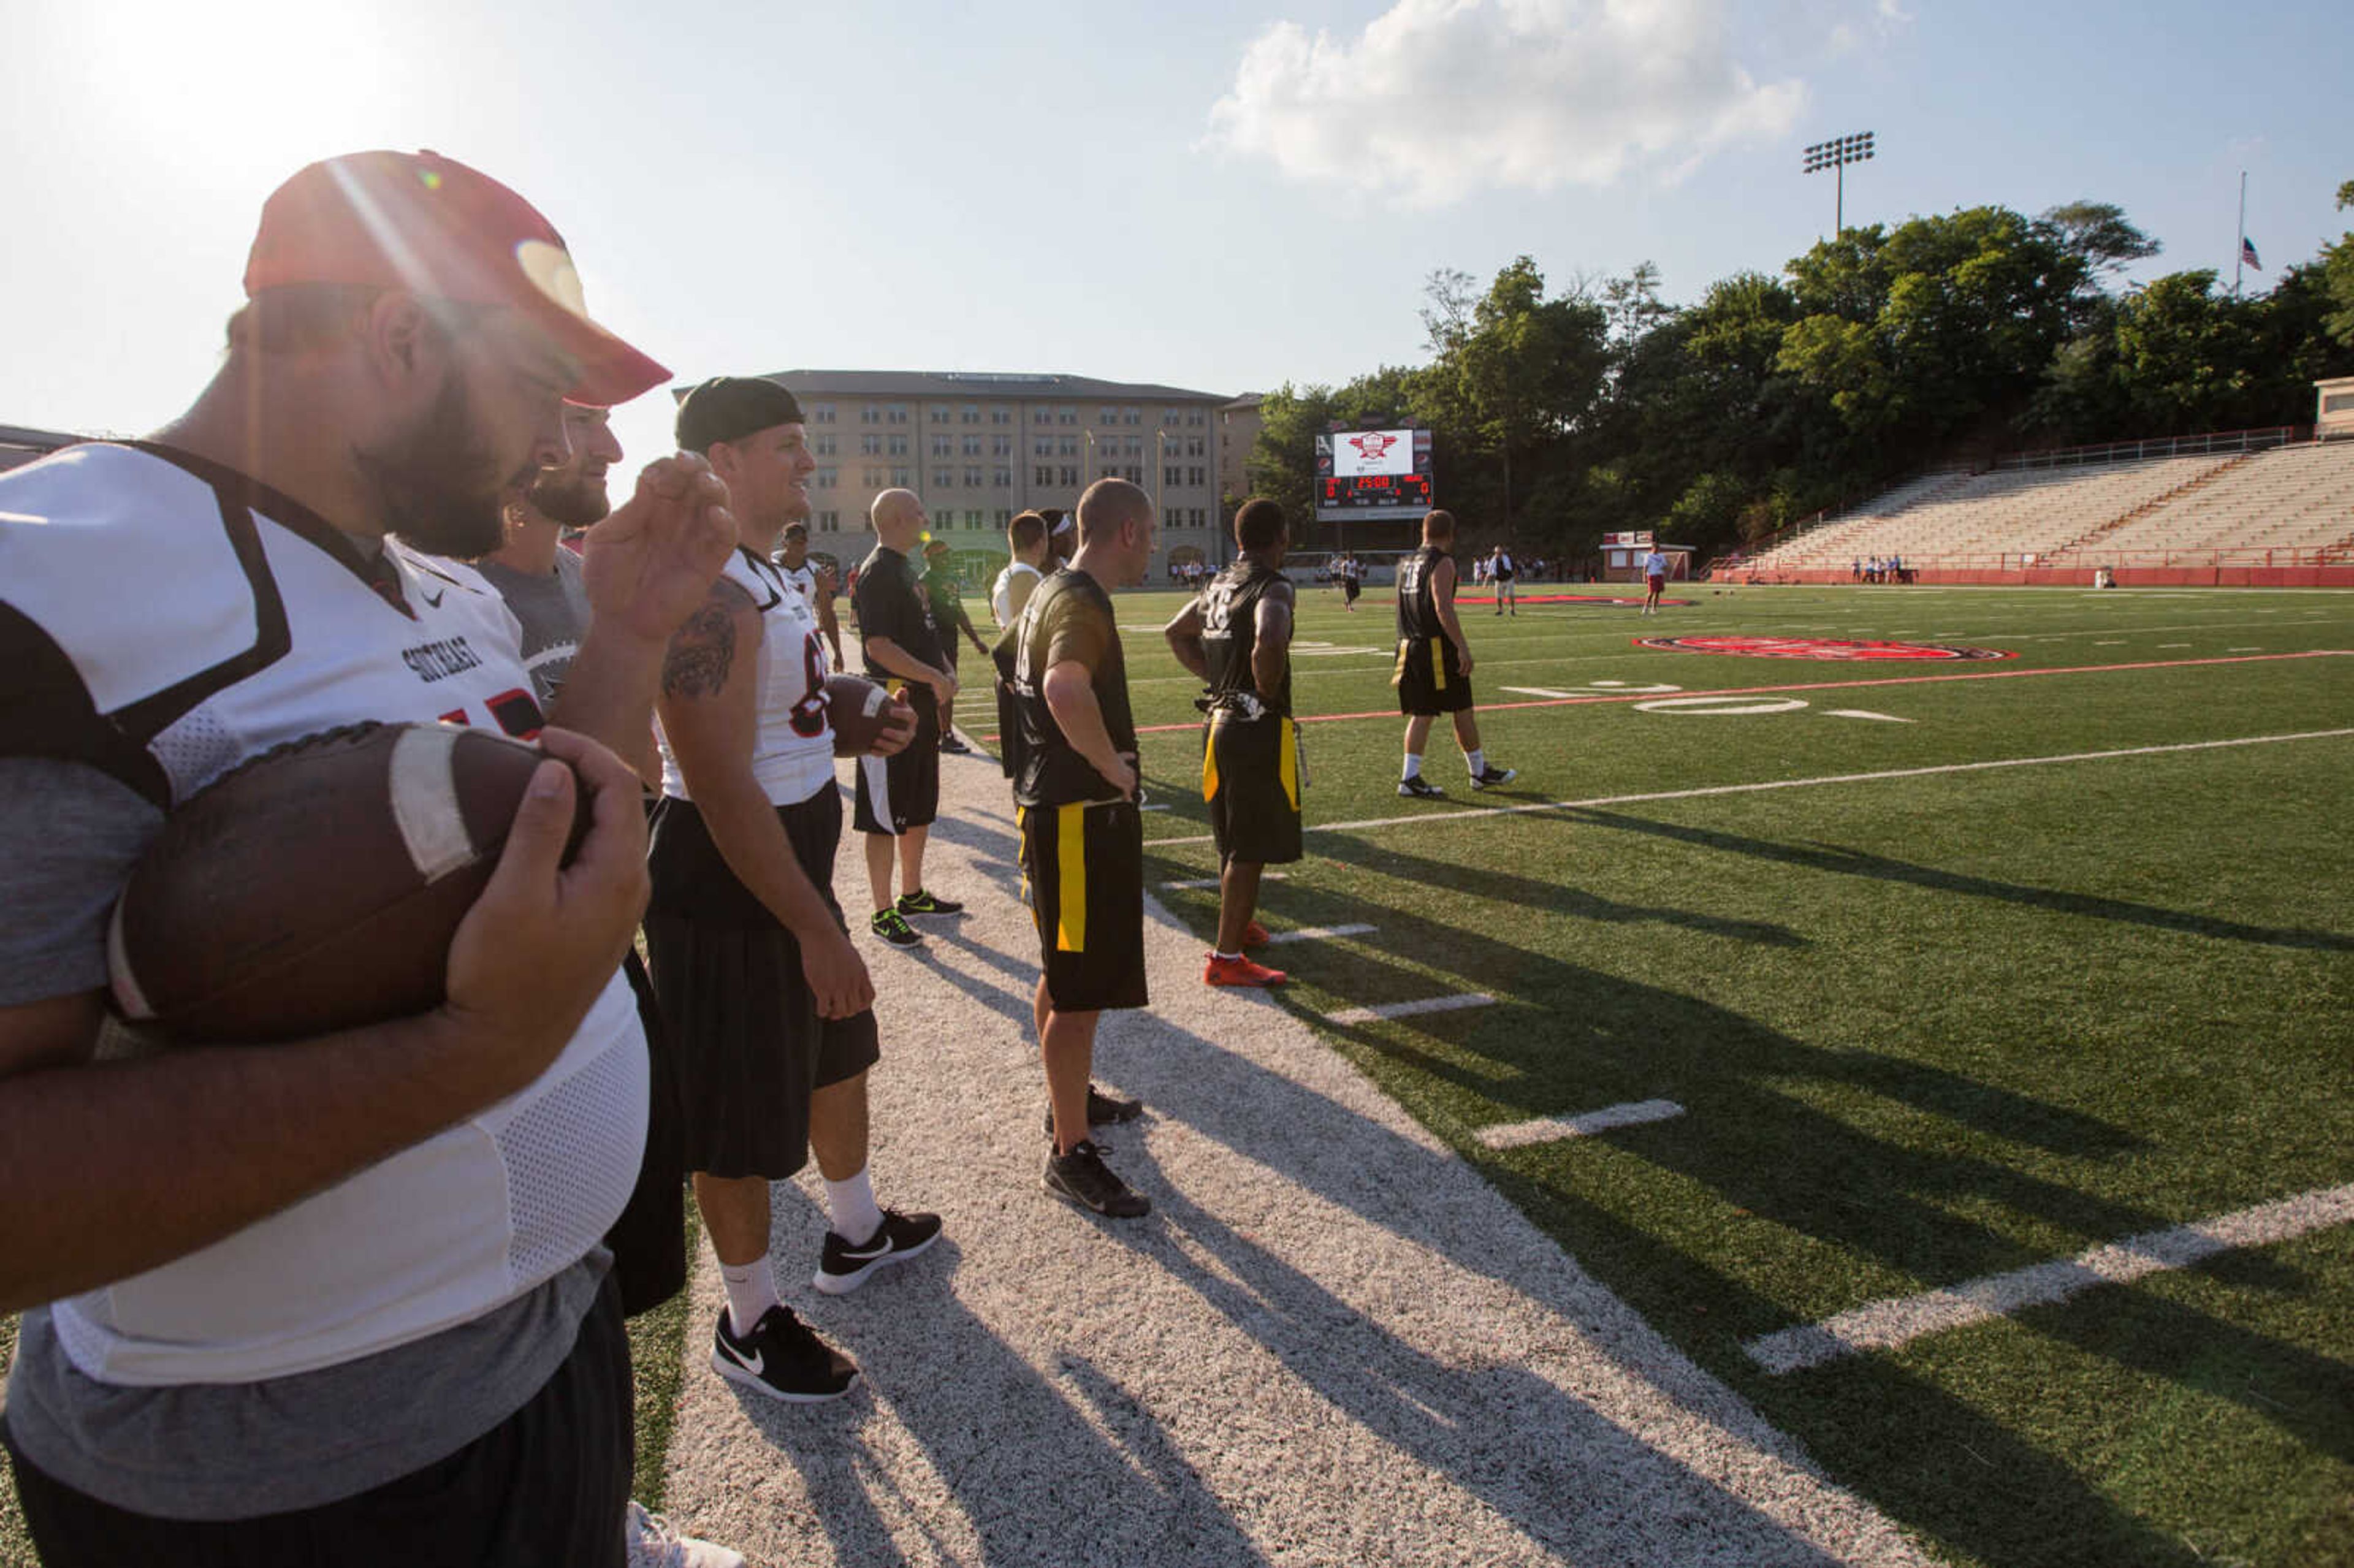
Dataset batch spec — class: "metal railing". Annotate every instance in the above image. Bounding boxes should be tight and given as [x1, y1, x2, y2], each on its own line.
[1994, 426, 2308, 470]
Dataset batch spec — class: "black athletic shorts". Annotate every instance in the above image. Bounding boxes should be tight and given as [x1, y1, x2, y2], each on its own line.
[994, 678, 1023, 781]
[4, 1274, 631, 1568]
[1019, 799, 1147, 1012]
[1203, 713, 1302, 866]
[604, 951, 686, 1318]
[644, 791, 882, 1181]
[1342, 577, 1360, 603]
[853, 682, 940, 834]
[1393, 635, 1474, 715]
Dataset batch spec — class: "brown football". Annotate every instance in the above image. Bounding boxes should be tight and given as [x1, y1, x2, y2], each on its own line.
[826, 672, 905, 758]
[106, 721, 586, 1045]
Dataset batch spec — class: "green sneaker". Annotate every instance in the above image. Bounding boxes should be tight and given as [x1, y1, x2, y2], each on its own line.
[869, 908, 923, 947]
[894, 888, 966, 918]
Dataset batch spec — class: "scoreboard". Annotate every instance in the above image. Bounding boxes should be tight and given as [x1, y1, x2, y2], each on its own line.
[1315, 427, 1434, 522]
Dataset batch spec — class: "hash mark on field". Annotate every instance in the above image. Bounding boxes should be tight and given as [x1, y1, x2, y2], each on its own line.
[2229, 647, 2263, 652]
[1327, 994, 1495, 1026]
[2159, 643, 2191, 648]
[1503, 687, 1588, 699]
[1162, 872, 1288, 891]
[1478, 1099, 1685, 1149]
[1265, 923, 1376, 945]
[1825, 710, 1913, 723]
[1743, 1182, 2354, 1375]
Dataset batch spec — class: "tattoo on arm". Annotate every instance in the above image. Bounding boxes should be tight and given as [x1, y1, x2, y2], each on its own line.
[662, 592, 741, 699]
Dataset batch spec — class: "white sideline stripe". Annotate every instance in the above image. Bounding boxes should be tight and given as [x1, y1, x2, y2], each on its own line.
[1502, 686, 1586, 699]
[1479, 1099, 1686, 1149]
[1161, 872, 1289, 890]
[1327, 993, 1495, 1026]
[1264, 923, 1377, 945]
[1147, 729, 2354, 848]
[389, 726, 474, 882]
[1744, 1182, 2354, 1376]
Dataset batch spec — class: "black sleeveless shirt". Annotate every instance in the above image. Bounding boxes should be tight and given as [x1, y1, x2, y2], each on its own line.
[1199, 558, 1292, 717]
[1395, 544, 1450, 642]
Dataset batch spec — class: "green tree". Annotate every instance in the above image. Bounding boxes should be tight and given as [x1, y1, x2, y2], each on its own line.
[2323, 179, 2354, 349]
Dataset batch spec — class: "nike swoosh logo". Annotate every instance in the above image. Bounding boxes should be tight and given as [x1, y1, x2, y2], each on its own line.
[842, 1239, 896, 1261]
[720, 1342, 764, 1376]
[419, 587, 445, 608]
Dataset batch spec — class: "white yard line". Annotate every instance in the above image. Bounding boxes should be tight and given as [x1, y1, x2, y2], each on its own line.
[1744, 1184, 2354, 1376]
[1263, 923, 1377, 945]
[1162, 872, 1287, 891]
[1327, 992, 1497, 1025]
[1147, 729, 2354, 848]
[1479, 1100, 1687, 1150]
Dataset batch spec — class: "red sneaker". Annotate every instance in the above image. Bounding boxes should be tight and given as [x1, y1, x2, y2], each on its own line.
[1241, 919, 1270, 948]
[1203, 952, 1287, 988]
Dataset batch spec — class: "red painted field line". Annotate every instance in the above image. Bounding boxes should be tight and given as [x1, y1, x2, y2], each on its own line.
[1119, 650, 2349, 736]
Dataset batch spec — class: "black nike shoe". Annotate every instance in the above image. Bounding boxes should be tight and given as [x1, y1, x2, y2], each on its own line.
[869, 908, 923, 947]
[895, 888, 965, 918]
[1044, 1140, 1150, 1218]
[812, 1208, 943, 1296]
[1041, 1084, 1145, 1138]
[1397, 775, 1446, 799]
[710, 1304, 858, 1403]
[1469, 766, 1518, 790]
[938, 733, 972, 755]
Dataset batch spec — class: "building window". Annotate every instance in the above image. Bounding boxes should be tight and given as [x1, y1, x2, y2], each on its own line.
[964, 510, 985, 528]
[1035, 465, 1054, 486]
[991, 408, 1011, 425]
[1163, 466, 1181, 488]
[1099, 407, 1118, 425]
[891, 466, 911, 487]
[1034, 438, 1054, 457]
[931, 435, 952, 457]
[886, 403, 910, 424]
[961, 404, 980, 425]
[815, 433, 837, 455]
[816, 466, 838, 490]
[863, 466, 884, 488]
[1125, 465, 1141, 483]
[932, 468, 953, 490]
[1124, 406, 1141, 425]
[1059, 466, 1080, 486]
[860, 404, 882, 424]
[991, 435, 1011, 457]
[818, 510, 840, 531]
[962, 435, 982, 456]
[1058, 406, 1077, 425]
[1189, 466, 1205, 487]
[888, 435, 909, 457]
[860, 433, 883, 456]
[994, 508, 1013, 527]
[1059, 436, 1079, 457]
[1189, 411, 1203, 426]
[812, 403, 836, 424]
[992, 468, 1011, 489]
[962, 466, 983, 488]
[931, 405, 951, 424]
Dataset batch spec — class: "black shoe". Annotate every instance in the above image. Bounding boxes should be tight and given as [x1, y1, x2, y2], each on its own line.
[1045, 1140, 1150, 1218]
[1397, 775, 1446, 799]
[869, 908, 923, 946]
[894, 888, 965, 918]
[711, 1304, 858, 1402]
[939, 733, 972, 755]
[812, 1208, 943, 1296]
[1041, 1084, 1145, 1138]
[1469, 766, 1517, 790]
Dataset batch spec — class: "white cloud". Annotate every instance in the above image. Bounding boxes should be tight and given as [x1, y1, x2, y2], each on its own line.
[1205, 0, 1810, 206]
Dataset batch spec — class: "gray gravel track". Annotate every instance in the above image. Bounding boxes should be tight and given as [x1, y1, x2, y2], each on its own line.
[657, 752, 1935, 1568]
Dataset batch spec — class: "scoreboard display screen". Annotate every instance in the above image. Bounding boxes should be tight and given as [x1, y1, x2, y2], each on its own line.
[1315, 427, 1434, 521]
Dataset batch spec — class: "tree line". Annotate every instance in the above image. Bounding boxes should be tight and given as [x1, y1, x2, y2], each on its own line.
[1246, 186, 2354, 563]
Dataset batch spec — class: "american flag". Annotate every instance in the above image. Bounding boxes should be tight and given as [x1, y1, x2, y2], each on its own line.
[2241, 235, 2262, 270]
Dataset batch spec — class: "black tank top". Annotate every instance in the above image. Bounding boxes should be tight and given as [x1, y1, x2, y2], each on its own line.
[1396, 544, 1448, 642]
[1199, 559, 1291, 717]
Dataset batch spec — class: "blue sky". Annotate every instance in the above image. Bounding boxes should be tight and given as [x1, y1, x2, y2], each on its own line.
[5, 0, 2348, 476]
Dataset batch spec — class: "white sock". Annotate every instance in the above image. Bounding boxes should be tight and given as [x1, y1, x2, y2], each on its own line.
[1213, 950, 1242, 962]
[1401, 753, 1423, 780]
[718, 1258, 780, 1336]
[825, 1166, 885, 1246]
[1466, 748, 1485, 777]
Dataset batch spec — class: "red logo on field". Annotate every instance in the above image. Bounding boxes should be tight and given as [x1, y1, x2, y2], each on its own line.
[1344, 433, 1398, 462]
[1637, 635, 2013, 661]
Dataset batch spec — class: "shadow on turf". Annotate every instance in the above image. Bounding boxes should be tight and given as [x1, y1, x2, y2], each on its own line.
[1142, 856, 2298, 1566]
[1571, 810, 2354, 954]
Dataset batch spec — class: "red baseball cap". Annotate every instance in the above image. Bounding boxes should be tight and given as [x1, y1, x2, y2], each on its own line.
[242, 150, 669, 408]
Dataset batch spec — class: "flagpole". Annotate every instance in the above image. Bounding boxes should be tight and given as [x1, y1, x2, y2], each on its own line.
[2235, 170, 2247, 298]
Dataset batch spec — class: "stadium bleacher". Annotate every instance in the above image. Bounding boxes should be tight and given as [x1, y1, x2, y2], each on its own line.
[1727, 438, 2354, 586]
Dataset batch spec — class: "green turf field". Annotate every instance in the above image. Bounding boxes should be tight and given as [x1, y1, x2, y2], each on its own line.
[1133, 580, 2353, 1568]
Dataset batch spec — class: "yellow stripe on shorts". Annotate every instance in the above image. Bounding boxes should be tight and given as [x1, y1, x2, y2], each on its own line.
[1392, 639, 1409, 687]
[1056, 803, 1087, 952]
[1015, 805, 1033, 921]
[1202, 714, 1222, 802]
[1278, 715, 1299, 810]
[1430, 637, 1447, 691]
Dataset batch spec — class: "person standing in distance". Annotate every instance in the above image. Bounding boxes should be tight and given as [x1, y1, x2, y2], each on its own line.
[1005, 478, 1158, 1217]
[1163, 497, 1297, 988]
[921, 537, 991, 754]
[1395, 509, 1515, 799]
[772, 519, 845, 670]
[653, 378, 937, 1407]
[989, 510, 1053, 782]
[851, 490, 962, 946]
[1640, 542, 1669, 615]
[1490, 543, 1517, 615]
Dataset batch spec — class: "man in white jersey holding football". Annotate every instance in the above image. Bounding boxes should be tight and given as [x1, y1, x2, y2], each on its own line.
[772, 518, 846, 670]
[650, 376, 938, 1406]
[0, 150, 733, 1566]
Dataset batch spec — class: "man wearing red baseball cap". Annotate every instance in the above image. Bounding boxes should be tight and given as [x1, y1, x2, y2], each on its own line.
[0, 151, 736, 1566]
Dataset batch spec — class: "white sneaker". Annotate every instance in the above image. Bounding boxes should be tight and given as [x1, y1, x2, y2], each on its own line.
[627, 1501, 747, 1568]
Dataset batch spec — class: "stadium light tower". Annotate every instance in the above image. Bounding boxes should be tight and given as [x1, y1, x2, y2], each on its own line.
[1802, 131, 1876, 235]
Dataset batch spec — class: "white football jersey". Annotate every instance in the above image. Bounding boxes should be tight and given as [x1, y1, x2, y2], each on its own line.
[991, 560, 1042, 629]
[657, 547, 836, 807]
[0, 443, 645, 1386]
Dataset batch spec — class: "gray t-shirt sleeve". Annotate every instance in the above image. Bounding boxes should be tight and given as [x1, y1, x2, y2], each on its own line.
[0, 758, 164, 1007]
